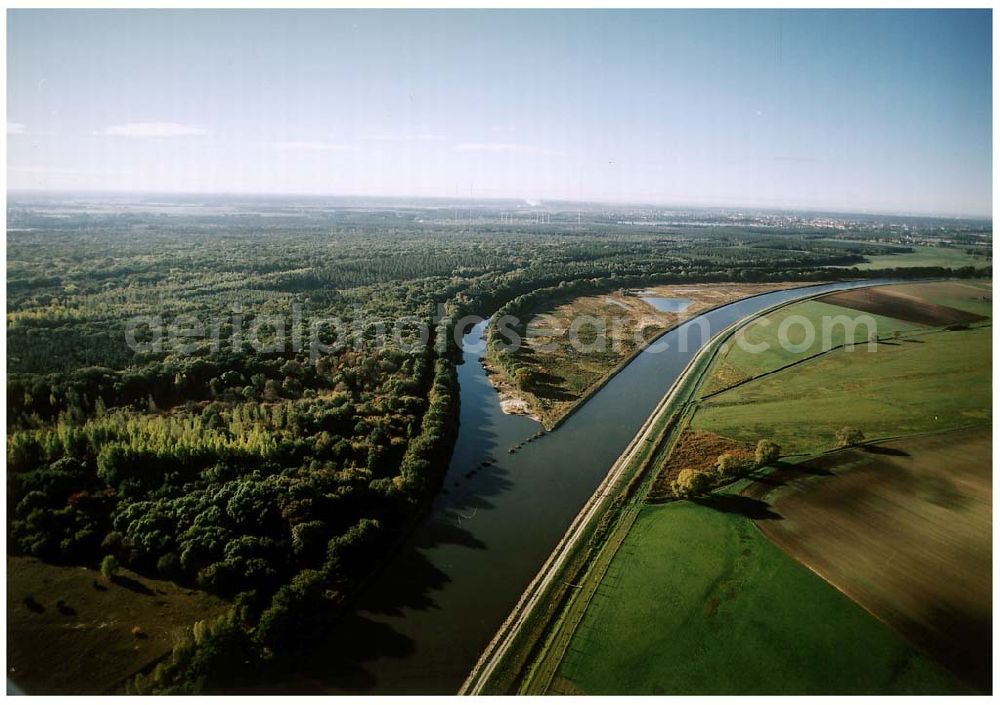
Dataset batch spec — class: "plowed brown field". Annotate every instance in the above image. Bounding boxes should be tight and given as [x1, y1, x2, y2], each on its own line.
[817, 287, 986, 327]
[744, 427, 991, 691]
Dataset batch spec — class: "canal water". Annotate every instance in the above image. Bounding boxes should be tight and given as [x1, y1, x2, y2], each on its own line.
[304, 280, 887, 693]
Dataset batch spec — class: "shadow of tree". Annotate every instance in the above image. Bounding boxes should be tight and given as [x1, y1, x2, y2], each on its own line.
[774, 459, 833, 476]
[110, 574, 154, 596]
[742, 460, 832, 492]
[693, 493, 783, 521]
[285, 336, 525, 693]
[917, 601, 992, 693]
[286, 613, 417, 693]
[23, 596, 44, 613]
[523, 369, 576, 402]
[863, 444, 910, 457]
[530, 382, 577, 402]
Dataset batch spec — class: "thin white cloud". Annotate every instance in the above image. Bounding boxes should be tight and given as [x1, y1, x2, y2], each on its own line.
[7, 122, 26, 135]
[10, 165, 131, 176]
[773, 155, 819, 163]
[455, 142, 563, 157]
[103, 122, 207, 138]
[364, 133, 446, 143]
[272, 140, 354, 152]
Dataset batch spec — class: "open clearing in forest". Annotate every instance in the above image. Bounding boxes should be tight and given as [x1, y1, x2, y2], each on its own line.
[744, 427, 991, 692]
[7, 556, 228, 694]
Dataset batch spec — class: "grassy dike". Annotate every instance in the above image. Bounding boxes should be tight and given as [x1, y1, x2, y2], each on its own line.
[460, 287, 846, 695]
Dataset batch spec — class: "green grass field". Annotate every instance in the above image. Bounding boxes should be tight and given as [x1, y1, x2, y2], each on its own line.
[547, 281, 991, 695]
[839, 244, 990, 271]
[931, 296, 993, 317]
[703, 299, 922, 394]
[882, 280, 993, 317]
[693, 321, 991, 455]
[555, 502, 964, 695]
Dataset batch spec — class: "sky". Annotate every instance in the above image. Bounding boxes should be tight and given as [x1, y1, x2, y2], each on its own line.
[6, 9, 993, 216]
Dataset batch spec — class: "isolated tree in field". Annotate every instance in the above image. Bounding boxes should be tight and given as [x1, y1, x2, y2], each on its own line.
[716, 453, 754, 479]
[836, 427, 865, 447]
[671, 468, 712, 497]
[754, 439, 781, 466]
[100, 554, 119, 579]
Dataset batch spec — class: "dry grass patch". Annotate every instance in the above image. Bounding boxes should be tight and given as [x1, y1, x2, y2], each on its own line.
[7, 556, 229, 694]
[648, 429, 753, 501]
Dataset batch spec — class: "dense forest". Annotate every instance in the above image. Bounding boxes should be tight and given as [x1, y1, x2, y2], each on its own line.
[6, 199, 991, 692]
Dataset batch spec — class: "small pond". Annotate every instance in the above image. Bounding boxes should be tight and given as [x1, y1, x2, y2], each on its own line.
[639, 294, 693, 313]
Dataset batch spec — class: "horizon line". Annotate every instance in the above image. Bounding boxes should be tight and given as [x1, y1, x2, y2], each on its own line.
[5, 188, 993, 222]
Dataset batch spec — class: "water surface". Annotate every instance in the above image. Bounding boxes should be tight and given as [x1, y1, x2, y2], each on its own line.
[640, 295, 693, 313]
[305, 280, 888, 693]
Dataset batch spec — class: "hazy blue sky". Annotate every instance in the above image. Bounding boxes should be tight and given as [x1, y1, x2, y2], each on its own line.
[7, 9, 992, 216]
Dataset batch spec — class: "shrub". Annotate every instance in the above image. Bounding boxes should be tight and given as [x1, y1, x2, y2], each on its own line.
[671, 468, 713, 497]
[754, 439, 781, 466]
[197, 561, 239, 596]
[100, 530, 124, 555]
[716, 453, 755, 480]
[836, 427, 865, 447]
[100, 554, 119, 578]
[157, 552, 181, 579]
